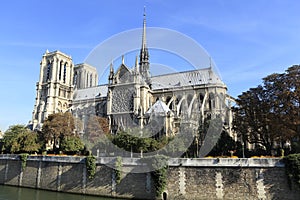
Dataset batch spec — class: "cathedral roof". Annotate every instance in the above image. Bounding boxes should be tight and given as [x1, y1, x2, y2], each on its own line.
[73, 85, 108, 101]
[151, 68, 224, 90]
[146, 100, 172, 116]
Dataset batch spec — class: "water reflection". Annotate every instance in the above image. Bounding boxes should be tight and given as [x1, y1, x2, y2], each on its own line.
[0, 185, 125, 200]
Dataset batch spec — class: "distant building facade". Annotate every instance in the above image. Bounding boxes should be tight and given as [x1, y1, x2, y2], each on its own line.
[31, 14, 233, 138]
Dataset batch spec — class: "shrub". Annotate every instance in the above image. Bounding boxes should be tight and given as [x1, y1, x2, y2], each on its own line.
[284, 154, 300, 189]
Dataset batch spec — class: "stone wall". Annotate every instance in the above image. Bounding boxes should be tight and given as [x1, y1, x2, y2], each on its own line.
[0, 155, 299, 200]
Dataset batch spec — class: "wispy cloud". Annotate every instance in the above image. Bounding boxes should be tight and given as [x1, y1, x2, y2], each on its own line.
[0, 41, 92, 49]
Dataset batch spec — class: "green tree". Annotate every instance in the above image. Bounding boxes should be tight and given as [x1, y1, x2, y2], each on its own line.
[42, 112, 76, 152]
[60, 135, 84, 154]
[208, 131, 242, 157]
[3, 125, 40, 153]
[233, 65, 300, 155]
[111, 129, 166, 155]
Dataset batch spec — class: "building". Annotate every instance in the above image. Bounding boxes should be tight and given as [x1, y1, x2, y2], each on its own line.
[31, 13, 233, 138]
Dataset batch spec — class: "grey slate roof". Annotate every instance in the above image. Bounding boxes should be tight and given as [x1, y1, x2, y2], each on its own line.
[73, 85, 108, 101]
[151, 68, 224, 90]
[146, 100, 172, 116]
[73, 68, 224, 101]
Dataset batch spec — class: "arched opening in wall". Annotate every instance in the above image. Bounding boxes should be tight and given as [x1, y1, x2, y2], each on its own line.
[199, 93, 204, 105]
[59, 61, 62, 81]
[46, 61, 51, 81]
[175, 95, 182, 115]
[166, 96, 172, 109]
[63, 63, 67, 83]
[163, 192, 168, 200]
[63, 103, 67, 111]
[58, 101, 62, 112]
[179, 99, 188, 116]
[209, 93, 215, 110]
[217, 93, 224, 110]
[90, 74, 93, 87]
[187, 94, 193, 107]
[86, 73, 89, 87]
[73, 72, 78, 87]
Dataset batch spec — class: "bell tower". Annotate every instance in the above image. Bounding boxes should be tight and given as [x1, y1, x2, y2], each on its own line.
[32, 50, 74, 130]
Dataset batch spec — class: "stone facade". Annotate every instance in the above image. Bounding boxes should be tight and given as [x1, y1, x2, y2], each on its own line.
[30, 14, 233, 138]
[0, 156, 299, 200]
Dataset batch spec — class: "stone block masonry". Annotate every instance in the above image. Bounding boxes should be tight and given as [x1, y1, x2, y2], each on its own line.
[0, 155, 299, 200]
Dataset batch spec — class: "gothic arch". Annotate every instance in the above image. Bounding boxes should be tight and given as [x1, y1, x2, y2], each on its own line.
[57, 101, 62, 112]
[166, 96, 173, 109]
[58, 60, 63, 81]
[63, 62, 68, 83]
[46, 61, 52, 81]
[209, 92, 215, 110]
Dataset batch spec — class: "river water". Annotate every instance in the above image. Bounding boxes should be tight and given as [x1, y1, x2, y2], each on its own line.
[0, 185, 125, 200]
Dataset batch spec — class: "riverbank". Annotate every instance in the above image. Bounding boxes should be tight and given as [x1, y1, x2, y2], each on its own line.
[0, 155, 299, 199]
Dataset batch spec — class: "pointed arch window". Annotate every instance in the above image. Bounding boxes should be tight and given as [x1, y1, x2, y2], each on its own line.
[58, 62, 62, 80]
[90, 74, 93, 87]
[86, 73, 89, 87]
[46, 62, 51, 81]
[73, 72, 78, 87]
[63, 63, 67, 83]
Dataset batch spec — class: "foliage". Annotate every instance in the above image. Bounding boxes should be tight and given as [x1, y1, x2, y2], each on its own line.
[208, 131, 242, 157]
[163, 134, 188, 157]
[3, 125, 40, 153]
[291, 141, 300, 154]
[141, 155, 168, 197]
[60, 135, 84, 154]
[284, 154, 300, 189]
[114, 156, 122, 184]
[42, 112, 75, 152]
[151, 155, 168, 197]
[86, 154, 96, 180]
[85, 116, 109, 142]
[111, 129, 168, 154]
[20, 153, 29, 170]
[233, 65, 300, 155]
[82, 115, 110, 154]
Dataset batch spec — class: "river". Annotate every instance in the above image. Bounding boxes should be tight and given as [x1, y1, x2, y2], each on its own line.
[0, 185, 125, 200]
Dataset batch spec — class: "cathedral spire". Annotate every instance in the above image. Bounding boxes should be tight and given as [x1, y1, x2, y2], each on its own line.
[109, 60, 114, 84]
[139, 6, 150, 84]
[141, 6, 147, 53]
[135, 55, 139, 73]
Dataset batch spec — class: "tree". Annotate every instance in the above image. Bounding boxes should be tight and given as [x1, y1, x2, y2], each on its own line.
[111, 129, 167, 155]
[208, 131, 242, 157]
[83, 115, 110, 154]
[233, 65, 300, 155]
[2, 125, 40, 153]
[85, 115, 109, 143]
[42, 112, 76, 152]
[60, 135, 84, 154]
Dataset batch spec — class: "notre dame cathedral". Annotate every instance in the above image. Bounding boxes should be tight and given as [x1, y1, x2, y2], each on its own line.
[30, 13, 233, 138]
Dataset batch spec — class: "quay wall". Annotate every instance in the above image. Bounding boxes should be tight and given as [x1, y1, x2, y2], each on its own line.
[0, 155, 299, 200]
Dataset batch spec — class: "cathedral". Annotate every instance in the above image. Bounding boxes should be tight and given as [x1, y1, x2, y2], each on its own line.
[31, 13, 233, 138]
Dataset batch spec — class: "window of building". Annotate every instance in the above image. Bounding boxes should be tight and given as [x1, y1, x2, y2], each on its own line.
[63, 63, 67, 83]
[90, 74, 93, 87]
[73, 72, 78, 86]
[59, 62, 62, 80]
[46, 62, 51, 81]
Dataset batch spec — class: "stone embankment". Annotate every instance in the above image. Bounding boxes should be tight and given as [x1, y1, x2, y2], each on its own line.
[0, 155, 299, 199]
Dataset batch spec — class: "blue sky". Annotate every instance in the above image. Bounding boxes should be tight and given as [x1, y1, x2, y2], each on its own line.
[1, 0, 300, 131]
